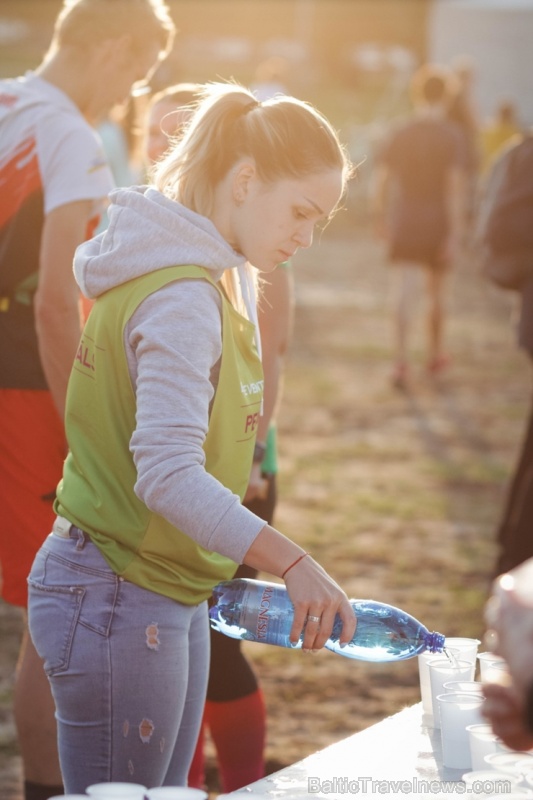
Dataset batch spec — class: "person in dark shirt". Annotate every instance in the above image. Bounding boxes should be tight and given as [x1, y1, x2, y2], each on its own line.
[371, 64, 466, 388]
[487, 135, 533, 578]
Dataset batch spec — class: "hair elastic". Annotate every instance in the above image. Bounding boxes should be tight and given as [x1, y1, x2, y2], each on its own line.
[241, 98, 260, 115]
[281, 552, 310, 579]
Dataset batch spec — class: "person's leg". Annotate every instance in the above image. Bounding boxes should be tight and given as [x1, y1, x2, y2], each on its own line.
[162, 602, 210, 786]
[0, 389, 65, 799]
[205, 687, 266, 792]
[28, 527, 209, 793]
[389, 263, 422, 386]
[425, 267, 450, 371]
[201, 628, 265, 792]
[187, 714, 207, 790]
[14, 630, 65, 799]
[190, 475, 276, 791]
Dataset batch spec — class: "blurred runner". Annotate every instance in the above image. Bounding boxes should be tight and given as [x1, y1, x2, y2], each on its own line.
[371, 63, 466, 389]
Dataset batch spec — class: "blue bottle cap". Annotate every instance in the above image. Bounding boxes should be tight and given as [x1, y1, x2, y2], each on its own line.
[427, 631, 446, 653]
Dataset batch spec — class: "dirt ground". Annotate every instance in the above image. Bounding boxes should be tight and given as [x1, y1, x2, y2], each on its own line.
[0, 222, 530, 798]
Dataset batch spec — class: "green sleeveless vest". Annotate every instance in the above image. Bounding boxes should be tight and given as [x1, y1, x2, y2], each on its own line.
[55, 265, 264, 604]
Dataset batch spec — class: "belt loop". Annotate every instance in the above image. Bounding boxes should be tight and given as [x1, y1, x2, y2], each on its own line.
[74, 527, 87, 550]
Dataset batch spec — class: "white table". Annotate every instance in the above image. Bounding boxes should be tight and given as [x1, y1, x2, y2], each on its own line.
[226, 703, 469, 798]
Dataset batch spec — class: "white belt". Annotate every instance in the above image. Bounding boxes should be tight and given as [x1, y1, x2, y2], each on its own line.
[52, 515, 73, 538]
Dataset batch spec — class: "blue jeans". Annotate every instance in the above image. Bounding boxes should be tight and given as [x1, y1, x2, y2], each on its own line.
[27, 526, 209, 794]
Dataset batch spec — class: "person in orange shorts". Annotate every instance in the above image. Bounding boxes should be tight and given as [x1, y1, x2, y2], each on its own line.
[0, 393, 66, 606]
[0, 3, 174, 798]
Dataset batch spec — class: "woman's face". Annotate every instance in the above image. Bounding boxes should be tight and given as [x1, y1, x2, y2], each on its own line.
[144, 100, 192, 165]
[228, 167, 344, 272]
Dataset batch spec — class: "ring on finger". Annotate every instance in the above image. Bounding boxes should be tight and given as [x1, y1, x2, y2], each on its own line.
[307, 615, 321, 623]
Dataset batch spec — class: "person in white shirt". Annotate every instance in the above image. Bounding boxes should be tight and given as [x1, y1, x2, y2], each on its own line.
[0, 3, 175, 798]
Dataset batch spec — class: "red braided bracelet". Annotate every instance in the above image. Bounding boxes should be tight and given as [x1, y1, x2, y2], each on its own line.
[281, 551, 310, 579]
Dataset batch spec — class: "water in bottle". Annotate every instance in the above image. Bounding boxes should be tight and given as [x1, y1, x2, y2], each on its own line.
[209, 578, 445, 662]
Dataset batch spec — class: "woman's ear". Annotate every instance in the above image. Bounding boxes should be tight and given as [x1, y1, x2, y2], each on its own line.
[232, 160, 256, 206]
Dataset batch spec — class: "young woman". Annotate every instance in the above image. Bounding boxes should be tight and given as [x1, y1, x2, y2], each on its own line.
[141, 80, 292, 793]
[27, 82, 355, 794]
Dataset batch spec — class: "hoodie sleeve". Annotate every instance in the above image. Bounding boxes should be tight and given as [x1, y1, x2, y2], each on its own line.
[125, 278, 266, 563]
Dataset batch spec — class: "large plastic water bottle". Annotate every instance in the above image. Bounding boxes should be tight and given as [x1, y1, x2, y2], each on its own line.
[209, 578, 445, 662]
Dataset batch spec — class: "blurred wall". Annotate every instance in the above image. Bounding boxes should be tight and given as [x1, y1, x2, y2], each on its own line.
[428, 0, 533, 127]
[0, 0, 430, 86]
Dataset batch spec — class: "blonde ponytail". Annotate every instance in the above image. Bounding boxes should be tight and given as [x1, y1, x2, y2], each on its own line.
[153, 80, 351, 213]
[152, 81, 352, 309]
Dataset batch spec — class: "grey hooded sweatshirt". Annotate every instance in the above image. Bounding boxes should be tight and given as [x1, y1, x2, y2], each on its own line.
[73, 186, 266, 565]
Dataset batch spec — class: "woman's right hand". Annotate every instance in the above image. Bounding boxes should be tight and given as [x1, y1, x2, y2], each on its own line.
[283, 555, 356, 652]
[243, 524, 356, 652]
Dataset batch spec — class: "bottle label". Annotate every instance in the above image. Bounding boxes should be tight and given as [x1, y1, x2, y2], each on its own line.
[255, 583, 274, 640]
[240, 581, 294, 646]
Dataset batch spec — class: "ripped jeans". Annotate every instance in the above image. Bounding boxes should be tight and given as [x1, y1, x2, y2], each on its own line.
[27, 526, 209, 794]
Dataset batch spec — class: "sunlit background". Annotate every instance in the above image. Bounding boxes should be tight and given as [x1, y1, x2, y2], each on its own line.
[2, 4, 533, 796]
[2, 0, 533, 123]
[2, 0, 532, 225]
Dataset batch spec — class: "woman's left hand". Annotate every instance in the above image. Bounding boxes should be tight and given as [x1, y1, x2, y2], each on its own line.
[243, 462, 268, 504]
[482, 682, 533, 752]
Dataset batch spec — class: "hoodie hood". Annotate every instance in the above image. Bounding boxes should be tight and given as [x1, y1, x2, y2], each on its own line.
[74, 185, 247, 299]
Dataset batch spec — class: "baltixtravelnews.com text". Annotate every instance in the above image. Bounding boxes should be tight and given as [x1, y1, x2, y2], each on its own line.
[307, 777, 513, 795]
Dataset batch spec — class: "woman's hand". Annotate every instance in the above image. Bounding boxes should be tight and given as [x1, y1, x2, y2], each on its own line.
[243, 524, 356, 652]
[243, 462, 268, 504]
[283, 555, 356, 653]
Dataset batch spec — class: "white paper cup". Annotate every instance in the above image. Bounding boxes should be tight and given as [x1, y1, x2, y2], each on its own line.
[444, 680, 484, 695]
[418, 648, 460, 716]
[484, 661, 512, 688]
[492, 754, 533, 781]
[86, 783, 147, 799]
[484, 752, 522, 770]
[478, 652, 506, 681]
[444, 637, 481, 665]
[484, 753, 533, 777]
[462, 770, 518, 794]
[429, 659, 476, 728]
[467, 723, 506, 771]
[523, 772, 533, 789]
[145, 789, 208, 800]
[437, 692, 484, 769]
